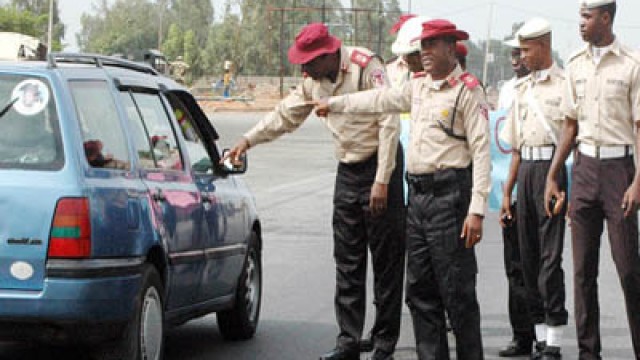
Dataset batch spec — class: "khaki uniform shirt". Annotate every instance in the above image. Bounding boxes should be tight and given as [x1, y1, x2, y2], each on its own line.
[244, 46, 399, 184]
[501, 63, 565, 149]
[328, 65, 491, 215]
[564, 39, 640, 146]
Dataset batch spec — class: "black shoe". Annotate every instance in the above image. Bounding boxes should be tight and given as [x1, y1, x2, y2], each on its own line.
[498, 339, 532, 357]
[368, 348, 393, 360]
[531, 341, 546, 360]
[540, 346, 561, 359]
[319, 347, 360, 360]
[359, 336, 374, 352]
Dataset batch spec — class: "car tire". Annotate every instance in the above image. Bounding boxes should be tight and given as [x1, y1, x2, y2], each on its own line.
[94, 265, 164, 360]
[217, 232, 262, 340]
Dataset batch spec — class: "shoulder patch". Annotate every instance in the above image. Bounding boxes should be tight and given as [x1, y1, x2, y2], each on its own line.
[459, 72, 480, 90]
[370, 68, 387, 88]
[351, 50, 373, 68]
[412, 71, 426, 79]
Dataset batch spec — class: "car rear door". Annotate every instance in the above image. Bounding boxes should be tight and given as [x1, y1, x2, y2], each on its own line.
[166, 91, 249, 301]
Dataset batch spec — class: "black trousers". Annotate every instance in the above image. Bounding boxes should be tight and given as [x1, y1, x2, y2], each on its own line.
[569, 153, 640, 359]
[405, 168, 483, 360]
[333, 146, 405, 353]
[502, 203, 535, 342]
[516, 160, 568, 327]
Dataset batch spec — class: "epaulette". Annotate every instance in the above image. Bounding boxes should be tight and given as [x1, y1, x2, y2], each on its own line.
[412, 71, 426, 79]
[350, 49, 373, 68]
[567, 45, 588, 64]
[459, 72, 480, 90]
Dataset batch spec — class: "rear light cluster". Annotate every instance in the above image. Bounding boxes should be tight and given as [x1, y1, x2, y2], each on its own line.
[48, 197, 91, 258]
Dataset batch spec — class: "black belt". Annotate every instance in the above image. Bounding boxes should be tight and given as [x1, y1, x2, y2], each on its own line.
[407, 167, 471, 194]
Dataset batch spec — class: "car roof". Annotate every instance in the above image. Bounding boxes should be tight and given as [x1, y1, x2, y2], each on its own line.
[0, 53, 185, 92]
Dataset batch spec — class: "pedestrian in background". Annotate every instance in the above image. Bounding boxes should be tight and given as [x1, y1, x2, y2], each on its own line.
[545, 0, 640, 358]
[224, 22, 405, 360]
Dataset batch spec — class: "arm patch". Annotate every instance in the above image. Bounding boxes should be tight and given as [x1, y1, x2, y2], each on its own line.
[460, 72, 480, 89]
[351, 50, 373, 68]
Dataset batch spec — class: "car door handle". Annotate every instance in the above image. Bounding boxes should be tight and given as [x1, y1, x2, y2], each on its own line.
[152, 189, 166, 202]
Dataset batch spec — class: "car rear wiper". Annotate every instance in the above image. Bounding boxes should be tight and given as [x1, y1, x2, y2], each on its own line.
[0, 98, 18, 119]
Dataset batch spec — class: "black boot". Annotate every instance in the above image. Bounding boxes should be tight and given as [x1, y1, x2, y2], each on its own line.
[541, 345, 561, 359]
[498, 338, 532, 357]
[319, 347, 360, 360]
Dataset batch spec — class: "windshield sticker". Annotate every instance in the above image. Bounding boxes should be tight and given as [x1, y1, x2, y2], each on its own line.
[11, 79, 49, 116]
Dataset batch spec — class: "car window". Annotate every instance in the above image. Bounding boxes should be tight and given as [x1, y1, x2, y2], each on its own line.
[121, 90, 183, 171]
[0, 75, 63, 170]
[166, 93, 212, 174]
[69, 80, 130, 170]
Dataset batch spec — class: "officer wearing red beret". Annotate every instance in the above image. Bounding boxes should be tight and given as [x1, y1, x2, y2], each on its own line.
[314, 19, 490, 359]
[225, 23, 405, 360]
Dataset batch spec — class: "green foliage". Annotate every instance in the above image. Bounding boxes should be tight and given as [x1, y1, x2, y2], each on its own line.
[0, 0, 64, 51]
[162, 24, 183, 61]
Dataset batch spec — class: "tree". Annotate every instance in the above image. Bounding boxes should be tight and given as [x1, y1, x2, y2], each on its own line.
[162, 23, 183, 61]
[77, 0, 160, 59]
[2, 0, 64, 51]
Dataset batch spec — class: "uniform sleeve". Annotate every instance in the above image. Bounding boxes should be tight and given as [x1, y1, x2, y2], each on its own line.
[630, 63, 640, 122]
[563, 65, 579, 121]
[243, 79, 313, 146]
[362, 58, 401, 184]
[328, 83, 412, 114]
[461, 86, 492, 216]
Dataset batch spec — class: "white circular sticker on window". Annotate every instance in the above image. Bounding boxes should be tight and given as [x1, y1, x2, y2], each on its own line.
[11, 79, 49, 116]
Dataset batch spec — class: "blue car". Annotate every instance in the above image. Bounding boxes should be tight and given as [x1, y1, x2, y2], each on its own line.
[0, 54, 262, 359]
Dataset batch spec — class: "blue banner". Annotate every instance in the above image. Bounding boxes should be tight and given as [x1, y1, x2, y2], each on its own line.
[488, 110, 572, 212]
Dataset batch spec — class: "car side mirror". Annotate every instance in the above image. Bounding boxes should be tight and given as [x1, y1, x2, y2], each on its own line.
[221, 148, 247, 174]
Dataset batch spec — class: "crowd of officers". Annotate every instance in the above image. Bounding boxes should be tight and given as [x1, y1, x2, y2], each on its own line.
[223, 0, 640, 359]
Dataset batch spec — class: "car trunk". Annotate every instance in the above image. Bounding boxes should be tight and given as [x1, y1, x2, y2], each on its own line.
[0, 175, 76, 291]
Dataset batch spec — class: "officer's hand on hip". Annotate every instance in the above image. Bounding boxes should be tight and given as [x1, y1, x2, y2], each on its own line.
[221, 137, 250, 167]
[369, 182, 388, 217]
[499, 195, 513, 228]
[461, 214, 483, 248]
[622, 180, 640, 217]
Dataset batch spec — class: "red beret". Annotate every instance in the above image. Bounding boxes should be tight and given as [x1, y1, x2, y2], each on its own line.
[390, 14, 417, 35]
[288, 23, 342, 65]
[455, 42, 468, 58]
[414, 19, 469, 43]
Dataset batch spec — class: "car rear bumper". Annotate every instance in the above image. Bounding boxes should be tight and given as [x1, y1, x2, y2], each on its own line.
[0, 257, 146, 341]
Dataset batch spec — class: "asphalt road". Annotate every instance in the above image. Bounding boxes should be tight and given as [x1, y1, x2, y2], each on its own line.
[0, 112, 634, 359]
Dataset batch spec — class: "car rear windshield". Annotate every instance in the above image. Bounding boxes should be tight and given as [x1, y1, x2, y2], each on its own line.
[0, 74, 63, 170]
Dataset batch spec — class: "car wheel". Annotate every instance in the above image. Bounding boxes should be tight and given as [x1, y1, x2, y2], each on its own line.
[217, 233, 262, 340]
[95, 265, 164, 360]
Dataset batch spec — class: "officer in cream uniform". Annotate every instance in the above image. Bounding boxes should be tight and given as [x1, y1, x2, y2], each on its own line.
[545, 1, 640, 358]
[315, 19, 491, 360]
[499, 18, 568, 359]
[226, 23, 404, 360]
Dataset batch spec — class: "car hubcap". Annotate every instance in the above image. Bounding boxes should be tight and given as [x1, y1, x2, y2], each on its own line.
[245, 252, 260, 322]
[140, 287, 163, 360]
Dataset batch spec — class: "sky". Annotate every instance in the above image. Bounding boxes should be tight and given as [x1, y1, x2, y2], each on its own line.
[57, 0, 640, 60]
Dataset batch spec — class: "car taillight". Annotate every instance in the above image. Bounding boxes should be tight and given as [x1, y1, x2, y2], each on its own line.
[48, 198, 91, 258]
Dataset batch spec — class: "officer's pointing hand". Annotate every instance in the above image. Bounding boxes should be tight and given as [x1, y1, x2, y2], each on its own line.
[461, 214, 483, 248]
[312, 98, 330, 117]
